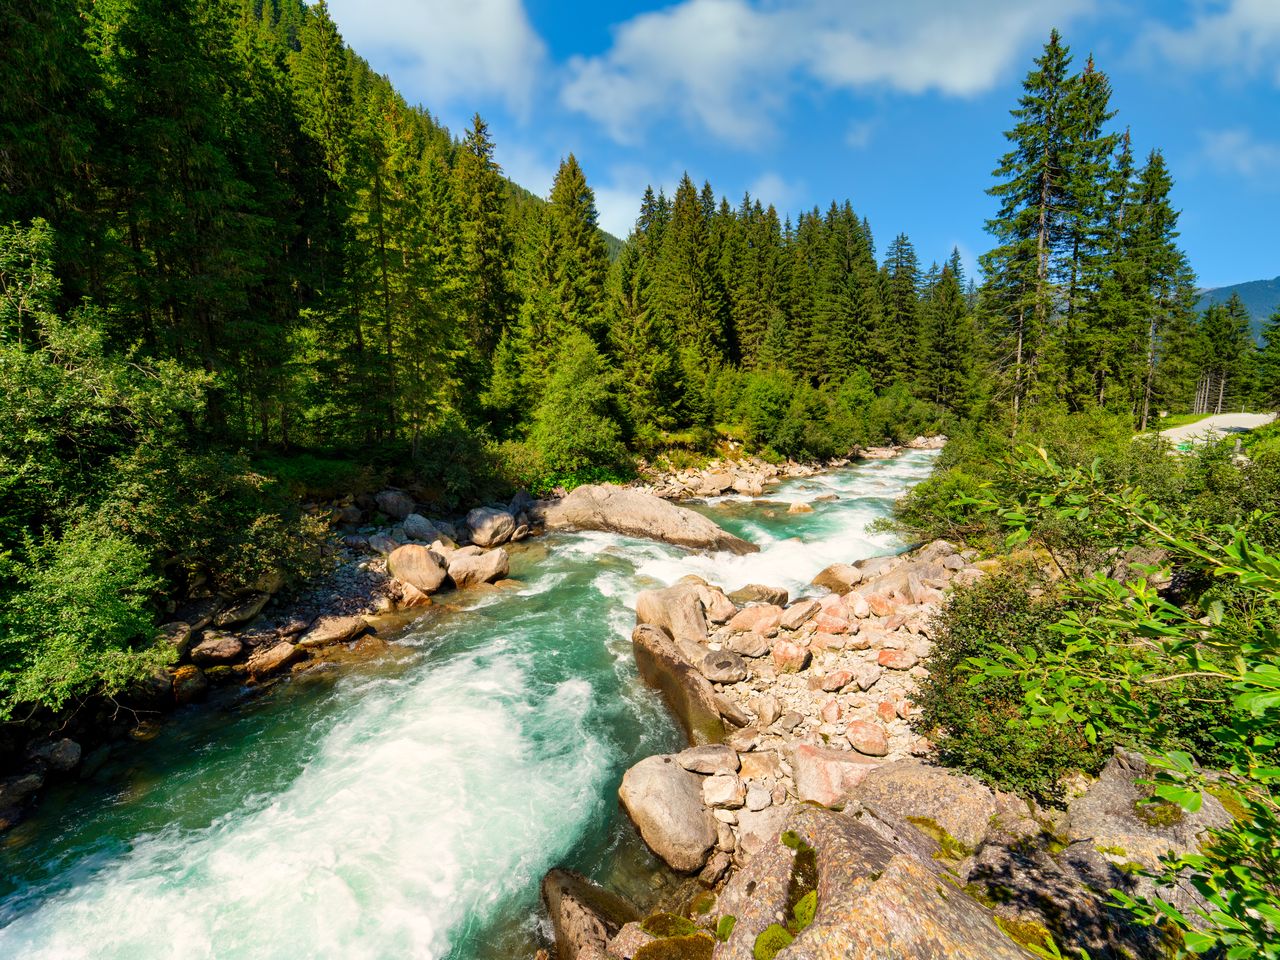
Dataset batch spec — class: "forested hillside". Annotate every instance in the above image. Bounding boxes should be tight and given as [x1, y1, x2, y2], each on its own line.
[3, 1, 1280, 718]
[1197, 276, 1280, 341]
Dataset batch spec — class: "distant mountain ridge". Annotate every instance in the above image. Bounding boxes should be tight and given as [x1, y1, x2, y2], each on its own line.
[1197, 276, 1279, 340]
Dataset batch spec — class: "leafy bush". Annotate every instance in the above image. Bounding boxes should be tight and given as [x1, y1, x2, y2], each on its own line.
[527, 332, 628, 477]
[0, 524, 171, 717]
[913, 570, 1108, 803]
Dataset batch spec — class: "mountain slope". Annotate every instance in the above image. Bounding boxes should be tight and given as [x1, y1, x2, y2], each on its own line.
[1197, 276, 1280, 339]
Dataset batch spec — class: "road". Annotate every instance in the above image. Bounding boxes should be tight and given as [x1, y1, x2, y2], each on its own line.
[1158, 412, 1276, 445]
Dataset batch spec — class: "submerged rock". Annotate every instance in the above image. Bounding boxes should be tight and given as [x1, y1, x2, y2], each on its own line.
[545, 484, 758, 555]
[246, 640, 302, 678]
[619, 755, 718, 873]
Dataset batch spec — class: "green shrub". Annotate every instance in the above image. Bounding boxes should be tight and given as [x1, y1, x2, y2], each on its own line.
[912, 571, 1108, 804]
[527, 332, 628, 477]
[0, 523, 171, 717]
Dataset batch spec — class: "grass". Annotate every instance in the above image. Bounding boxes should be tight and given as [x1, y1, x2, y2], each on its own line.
[1149, 412, 1211, 432]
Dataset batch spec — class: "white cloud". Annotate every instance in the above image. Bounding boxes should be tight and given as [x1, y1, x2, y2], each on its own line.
[1148, 0, 1280, 85]
[328, 0, 546, 116]
[1199, 127, 1280, 178]
[845, 120, 876, 150]
[748, 172, 805, 212]
[562, 0, 1090, 145]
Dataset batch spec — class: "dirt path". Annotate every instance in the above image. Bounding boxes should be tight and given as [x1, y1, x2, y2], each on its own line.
[1159, 412, 1276, 445]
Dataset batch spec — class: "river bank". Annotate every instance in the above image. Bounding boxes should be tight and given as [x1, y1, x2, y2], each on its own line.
[0, 450, 945, 958]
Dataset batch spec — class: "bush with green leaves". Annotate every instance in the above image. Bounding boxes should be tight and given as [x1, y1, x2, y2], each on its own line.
[963, 449, 1280, 957]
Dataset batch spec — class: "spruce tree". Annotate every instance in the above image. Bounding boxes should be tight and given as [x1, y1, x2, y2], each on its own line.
[454, 114, 515, 361]
[1257, 310, 1280, 413]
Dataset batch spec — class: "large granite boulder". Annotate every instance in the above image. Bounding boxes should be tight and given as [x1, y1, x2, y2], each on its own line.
[789, 744, 880, 806]
[712, 806, 1036, 959]
[1066, 748, 1231, 870]
[298, 615, 368, 649]
[448, 548, 510, 588]
[635, 581, 709, 645]
[631, 625, 725, 745]
[850, 760, 998, 852]
[541, 868, 640, 960]
[375, 489, 415, 519]
[619, 755, 718, 873]
[387, 544, 448, 594]
[545, 485, 757, 555]
[465, 506, 516, 547]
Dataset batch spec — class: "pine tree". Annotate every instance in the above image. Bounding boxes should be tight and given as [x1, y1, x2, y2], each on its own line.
[1257, 310, 1280, 413]
[880, 233, 921, 383]
[1195, 296, 1255, 414]
[454, 114, 514, 361]
[916, 251, 974, 413]
[654, 174, 726, 363]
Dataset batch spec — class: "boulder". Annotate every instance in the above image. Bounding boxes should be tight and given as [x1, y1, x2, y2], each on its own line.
[850, 760, 997, 852]
[0, 773, 43, 815]
[158, 621, 195, 659]
[726, 631, 770, 658]
[448, 548, 510, 589]
[789, 743, 880, 806]
[846, 720, 889, 757]
[811, 563, 864, 595]
[878, 648, 918, 670]
[631, 624, 725, 745]
[387, 544, 448, 594]
[190, 633, 243, 665]
[696, 582, 738, 623]
[1066, 748, 1231, 870]
[771, 639, 810, 673]
[779, 598, 820, 630]
[375, 489, 415, 520]
[788, 501, 814, 514]
[246, 640, 302, 678]
[26, 738, 81, 773]
[545, 484, 758, 555]
[402, 513, 438, 541]
[732, 475, 764, 496]
[298, 615, 368, 649]
[213, 592, 269, 628]
[703, 774, 746, 809]
[171, 664, 209, 704]
[700, 650, 747, 684]
[728, 583, 789, 607]
[677, 744, 740, 775]
[726, 604, 783, 636]
[541, 868, 640, 960]
[619, 755, 718, 873]
[635, 581, 708, 645]
[368, 533, 399, 556]
[466, 506, 516, 547]
[712, 806, 1036, 960]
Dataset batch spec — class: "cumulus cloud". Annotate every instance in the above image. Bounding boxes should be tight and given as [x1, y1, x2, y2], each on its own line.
[748, 172, 805, 212]
[1199, 128, 1280, 178]
[328, 0, 546, 115]
[561, 0, 1089, 145]
[1148, 0, 1280, 85]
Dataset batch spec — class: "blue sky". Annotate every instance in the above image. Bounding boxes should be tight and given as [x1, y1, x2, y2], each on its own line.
[327, 0, 1279, 289]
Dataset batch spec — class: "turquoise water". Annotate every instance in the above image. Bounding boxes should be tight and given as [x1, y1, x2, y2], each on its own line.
[0, 451, 937, 959]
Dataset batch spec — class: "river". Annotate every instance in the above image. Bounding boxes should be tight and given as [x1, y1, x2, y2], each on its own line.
[0, 450, 938, 959]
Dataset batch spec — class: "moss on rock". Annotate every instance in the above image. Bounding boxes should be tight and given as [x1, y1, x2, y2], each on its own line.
[753, 923, 795, 960]
[640, 913, 698, 938]
[634, 933, 715, 960]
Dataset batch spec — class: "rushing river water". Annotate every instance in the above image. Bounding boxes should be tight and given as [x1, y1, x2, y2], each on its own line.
[0, 451, 938, 960]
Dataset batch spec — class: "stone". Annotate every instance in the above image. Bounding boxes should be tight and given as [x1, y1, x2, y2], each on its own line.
[213, 592, 269, 628]
[699, 850, 732, 885]
[787, 501, 814, 514]
[703, 774, 746, 809]
[541, 868, 640, 960]
[26, 738, 81, 773]
[713, 806, 1035, 960]
[878, 648, 918, 670]
[820, 698, 843, 724]
[1066, 748, 1232, 870]
[715, 694, 754, 728]
[739, 751, 782, 780]
[396, 581, 434, 609]
[368, 533, 399, 556]
[851, 760, 998, 852]
[819, 669, 852, 692]
[726, 631, 770, 658]
[845, 593, 872, 619]
[700, 471, 733, 495]
[700, 650, 747, 684]
[0, 773, 43, 812]
[631, 625, 725, 745]
[677, 744, 739, 775]
[696, 582, 738, 623]
[733, 475, 765, 496]
[190, 633, 243, 665]
[466, 506, 516, 547]
[846, 720, 890, 757]
[375, 489, 415, 520]
[752, 695, 782, 728]
[725, 604, 783, 636]
[158, 621, 195, 659]
[618, 755, 718, 872]
[811, 562, 864, 595]
[246, 640, 302, 678]
[745, 784, 772, 812]
[733, 804, 791, 860]
[448, 548, 510, 588]
[779, 598, 820, 630]
[789, 743, 881, 806]
[635, 582, 708, 645]
[402, 513, 438, 541]
[771, 639, 810, 673]
[607, 922, 655, 960]
[171, 664, 208, 704]
[779, 711, 803, 732]
[388, 544, 449, 594]
[728, 584, 789, 607]
[813, 611, 850, 634]
[545, 484, 758, 555]
[298, 615, 367, 649]
[852, 662, 883, 691]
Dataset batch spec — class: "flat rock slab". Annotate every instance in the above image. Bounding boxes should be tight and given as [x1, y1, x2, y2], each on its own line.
[545, 484, 758, 555]
[850, 759, 997, 851]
